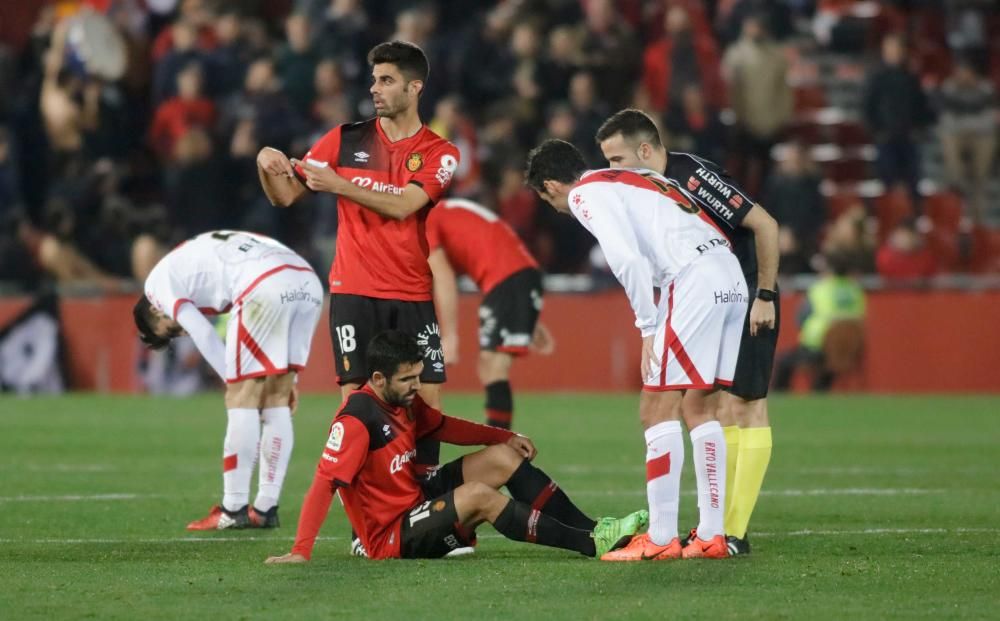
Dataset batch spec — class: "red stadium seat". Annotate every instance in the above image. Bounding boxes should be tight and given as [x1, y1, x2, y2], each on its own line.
[823, 158, 870, 183]
[831, 122, 870, 146]
[924, 228, 961, 272]
[874, 189, 913, 241]
[969, 227, 1000, 274]
[794, 85, 827, 112]
[827, 189, 861, 220]
[924, 191, 964, 233]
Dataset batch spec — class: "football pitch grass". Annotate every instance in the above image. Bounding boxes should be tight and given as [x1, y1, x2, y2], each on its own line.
[1, 393, 998, 620]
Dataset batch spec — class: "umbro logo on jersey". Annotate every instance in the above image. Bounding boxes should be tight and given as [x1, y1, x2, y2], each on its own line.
[354, 151, 370, 163]
[382, 424, 392, 439]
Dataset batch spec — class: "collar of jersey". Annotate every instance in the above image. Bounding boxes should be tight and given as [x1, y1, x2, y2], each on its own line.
[374, 117, 426, 149]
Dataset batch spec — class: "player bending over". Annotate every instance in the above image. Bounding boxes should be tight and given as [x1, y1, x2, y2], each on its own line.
[526, 140, 747, 560]
[266, 331, 646, 562]
[596, 109, 779, 555]
[426, 198, 553, 430]
[134, 230, 324, 530]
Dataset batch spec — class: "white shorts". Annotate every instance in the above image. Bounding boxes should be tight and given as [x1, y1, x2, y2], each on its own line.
[225, 265, 324, 383]
[643, 252, 748, 391]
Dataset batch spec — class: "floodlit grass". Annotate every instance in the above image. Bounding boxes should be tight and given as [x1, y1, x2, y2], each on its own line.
[1, 393, 998, 620]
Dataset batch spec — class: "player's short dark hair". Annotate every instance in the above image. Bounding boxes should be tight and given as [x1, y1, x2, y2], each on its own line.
[595, 108, 662, 148]
[525, 139, 587, 192]
[133, 296, 171, 350]
[367, 40, 429, 83]
[367, 330, 426, 379]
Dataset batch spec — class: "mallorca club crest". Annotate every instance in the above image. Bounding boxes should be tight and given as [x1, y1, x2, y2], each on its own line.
[687, 176, 700, 191]
[406, 152, 424, 172]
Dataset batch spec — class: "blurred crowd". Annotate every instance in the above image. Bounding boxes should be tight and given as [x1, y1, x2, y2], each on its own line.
[0, 0, 998, 295]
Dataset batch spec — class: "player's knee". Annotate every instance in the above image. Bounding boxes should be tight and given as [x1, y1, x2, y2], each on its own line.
[225, 378, 265, 409]
[459, 481, 500, 520]
[477, 351, 511, 383]
[260, 374, 294, 408]
[490, 443, 523, 478]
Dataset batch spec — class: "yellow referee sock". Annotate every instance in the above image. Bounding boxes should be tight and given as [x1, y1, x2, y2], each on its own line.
[727, 426, 772, 539]
[722, 425, 740, 533]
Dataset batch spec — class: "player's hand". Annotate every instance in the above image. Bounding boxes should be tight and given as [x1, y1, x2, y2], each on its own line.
[257, 147, 295, 178]
[640, 335, 659, 382]
[293, 158, 345, 194]
[506, 434, 537, 461]
[441, 333, 459, 366]
[529, 323, 555, 355]
[749, 299, 775, 336]
[264, 552, 308, 565]
[288, 386, 299, 416]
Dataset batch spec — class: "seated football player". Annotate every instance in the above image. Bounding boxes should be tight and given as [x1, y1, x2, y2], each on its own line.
[266, 331, 647, 562]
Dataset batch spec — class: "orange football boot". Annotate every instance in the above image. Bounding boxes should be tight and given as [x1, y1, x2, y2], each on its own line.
[682, 534, 728, 559]
[600, 533, 682, 561]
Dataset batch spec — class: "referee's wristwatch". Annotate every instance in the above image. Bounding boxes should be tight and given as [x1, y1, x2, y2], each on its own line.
[756, 288, 777, 302]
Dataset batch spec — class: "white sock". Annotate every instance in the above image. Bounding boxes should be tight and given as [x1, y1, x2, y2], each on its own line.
[222, 408, 260, 512]
[690, 420, 727, 540]
[644, 420, 684, 546]
[254, 406, 294, 512]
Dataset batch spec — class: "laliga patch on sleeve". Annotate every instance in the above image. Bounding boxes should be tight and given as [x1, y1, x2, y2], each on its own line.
[327, 421, 345, 451]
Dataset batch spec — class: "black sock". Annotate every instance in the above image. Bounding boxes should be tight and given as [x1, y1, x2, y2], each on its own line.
[485, 380, 513, 429]
[506, 460, 596, 530]
[492, 499, 596, 557]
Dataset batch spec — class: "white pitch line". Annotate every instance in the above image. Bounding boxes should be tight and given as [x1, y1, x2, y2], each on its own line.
[0, 493, 153, 502]
[2, 528, 998, 545]
[571, 488, 946, 497]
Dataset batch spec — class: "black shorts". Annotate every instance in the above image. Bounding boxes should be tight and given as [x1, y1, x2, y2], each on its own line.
[727, 285, 781, 401]
[329, 293, 446, 385]
[480, 268, 543, 354]
[400, 458, 474, 559]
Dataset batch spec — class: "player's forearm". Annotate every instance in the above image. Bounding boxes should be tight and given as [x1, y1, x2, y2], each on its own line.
[613, 258, 658, 337]
[750, 204, 779, 291]
[175, 304, 226, 380]
[430, 256, 460, 344]
[290, 473, 337, 560]
[258, 161, 303, 207]
[430, 415, 515, 445]
[334, 183, 418, 221]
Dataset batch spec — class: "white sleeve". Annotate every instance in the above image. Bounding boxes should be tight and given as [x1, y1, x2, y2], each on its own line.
[570, 185, 658, 337]
[175, 303, 227, 381]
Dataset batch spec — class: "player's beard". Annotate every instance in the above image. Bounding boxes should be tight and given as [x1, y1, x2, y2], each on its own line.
[374, 94, 408, 119]
[385, 385, 418, 407]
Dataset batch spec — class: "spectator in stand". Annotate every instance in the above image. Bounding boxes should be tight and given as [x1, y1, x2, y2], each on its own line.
[577, 0, 640, 109]
[276, 13, 319, 116]
[149, 62, 215, 161]
[456, 7, 515, 111]
[310, 59, 355, 133]
[568, 71, 608, 166]
[219, 57, 299, 157]
[495, 162, 538, 249]
[773, 252, 866, 392]
[152, 19, 214, 104]
[638, 4, 726, 115]
[722, 13, 793, 196]
[540, 26, 582, 103]
[662, 84, 727, 164]
[935, 58, 997, 223]
[861, 34, 935, 205]
[429, 96, 481, 196]
[764, 141, 826, 274]
[204, 10, 247, 99]
[316, 0, 371, 84]
[876, 221, 938, 280]
[821, 201, 876, 274]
